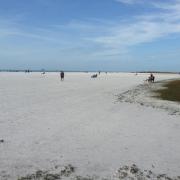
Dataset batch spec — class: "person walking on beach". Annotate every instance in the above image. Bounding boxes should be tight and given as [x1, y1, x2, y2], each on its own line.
[60, 71, 64, 81]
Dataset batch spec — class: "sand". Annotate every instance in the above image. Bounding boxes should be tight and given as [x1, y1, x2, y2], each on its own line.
[0, 72, 180, 179]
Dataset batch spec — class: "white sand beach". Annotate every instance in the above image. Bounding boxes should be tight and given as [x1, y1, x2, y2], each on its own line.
[0, 72, 180, 179]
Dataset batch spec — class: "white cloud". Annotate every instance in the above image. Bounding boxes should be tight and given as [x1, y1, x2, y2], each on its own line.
[88, 0, 180, 54]
[1, 0, 180, 59]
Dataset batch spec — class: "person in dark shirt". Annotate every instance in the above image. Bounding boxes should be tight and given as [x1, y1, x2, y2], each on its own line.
[60, 71, 64, 81]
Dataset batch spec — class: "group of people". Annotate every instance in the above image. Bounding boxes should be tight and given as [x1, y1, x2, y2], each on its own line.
[44, 71, 155, 82]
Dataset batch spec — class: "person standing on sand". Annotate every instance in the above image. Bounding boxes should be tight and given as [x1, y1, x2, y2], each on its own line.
[60, 71, 64, 81]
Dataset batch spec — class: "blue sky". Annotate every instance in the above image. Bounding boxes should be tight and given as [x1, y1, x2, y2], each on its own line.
[0, 0, 180, 71]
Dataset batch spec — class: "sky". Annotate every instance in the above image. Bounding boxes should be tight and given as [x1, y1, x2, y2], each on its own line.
[0, 0, 180, 72]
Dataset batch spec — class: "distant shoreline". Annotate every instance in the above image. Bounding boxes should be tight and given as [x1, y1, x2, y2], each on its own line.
[0, 70, 180, 74]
